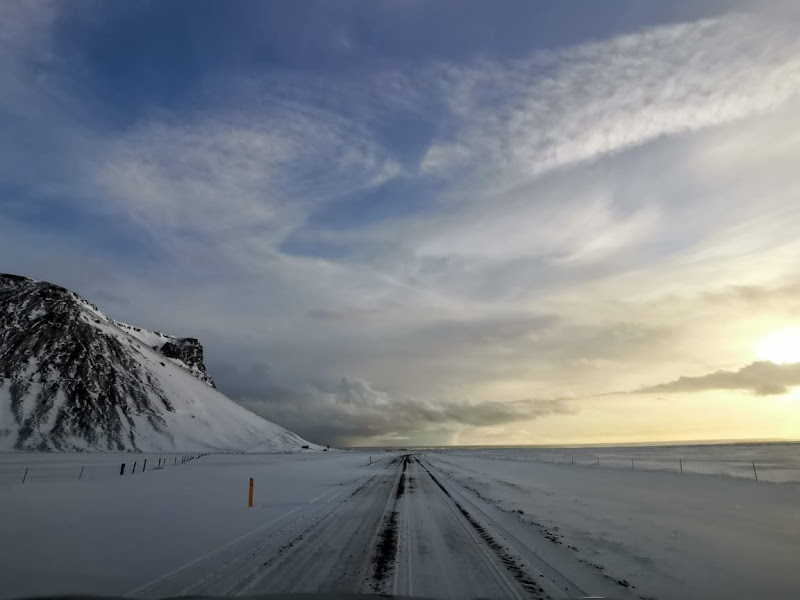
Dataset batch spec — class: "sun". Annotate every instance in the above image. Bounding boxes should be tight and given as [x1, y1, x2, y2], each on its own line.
[753, 326, 800, 364]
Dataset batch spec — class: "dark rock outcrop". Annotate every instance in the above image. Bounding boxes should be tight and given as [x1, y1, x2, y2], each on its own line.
[159, 338, 215, 387]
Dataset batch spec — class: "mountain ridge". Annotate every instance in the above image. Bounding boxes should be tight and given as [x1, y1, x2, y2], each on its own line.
[0, 273, 318, 452]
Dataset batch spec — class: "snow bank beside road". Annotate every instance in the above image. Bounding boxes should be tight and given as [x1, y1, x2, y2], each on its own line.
[427, 452, 800, 600]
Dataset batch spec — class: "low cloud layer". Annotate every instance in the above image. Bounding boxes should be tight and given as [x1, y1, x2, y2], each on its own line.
[225, 372, 574, 446]
[639, 361, 800, 396]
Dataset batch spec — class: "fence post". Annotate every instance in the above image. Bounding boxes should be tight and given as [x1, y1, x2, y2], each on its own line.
[174, 457, 177, 465]
[248, 478, 254, 507]
[120, 463, 126, 476]
[752, 462, 759, 482]
[132, 462, 137, 474]
[596, 457, 600, 468]
[679, 458, 683, 474]
[79, 466, 84, 480]
[21, 467, 29, 484]
[143, 459, 147, 472]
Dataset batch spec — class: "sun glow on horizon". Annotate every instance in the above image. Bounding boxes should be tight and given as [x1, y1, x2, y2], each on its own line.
[753, 326, 800, 364]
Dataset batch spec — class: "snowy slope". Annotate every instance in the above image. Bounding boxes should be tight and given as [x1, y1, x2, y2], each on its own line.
[0, 273, 319, 452]
[111, 320, 216, 387]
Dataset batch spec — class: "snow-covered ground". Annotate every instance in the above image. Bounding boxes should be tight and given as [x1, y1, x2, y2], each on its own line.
[442, 442, 800, 483]
[427, 451, 800, 600]
[0, 448, 797, 600]
[0, 451, 365, 599]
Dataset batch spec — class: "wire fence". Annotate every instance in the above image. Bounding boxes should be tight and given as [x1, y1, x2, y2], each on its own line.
[0, 453, 209, 485]
[439, 448, 800, 484]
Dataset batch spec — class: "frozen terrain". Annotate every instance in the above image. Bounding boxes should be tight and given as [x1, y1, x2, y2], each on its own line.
[0, 446, 797, 600]
[442, 441, 800, 483]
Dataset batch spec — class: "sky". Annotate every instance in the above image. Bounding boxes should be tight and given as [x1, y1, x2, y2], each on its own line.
[2, 0, 800, 447]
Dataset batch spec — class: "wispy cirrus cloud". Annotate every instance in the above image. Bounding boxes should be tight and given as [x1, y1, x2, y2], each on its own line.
[421, 14, 800, 186]
[94, 113, 399, 238]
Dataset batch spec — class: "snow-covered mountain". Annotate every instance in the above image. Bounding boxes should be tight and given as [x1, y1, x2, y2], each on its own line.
[0, 273, 319, 452]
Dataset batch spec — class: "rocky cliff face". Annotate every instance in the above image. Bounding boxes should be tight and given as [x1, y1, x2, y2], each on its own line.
[0, 273, 316, 452]
[112, 322, 216, 388]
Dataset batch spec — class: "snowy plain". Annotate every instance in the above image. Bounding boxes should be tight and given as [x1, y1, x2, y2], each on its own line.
[0, 452, 363, 599]
[0, 446, 797, 600]
[442, 442, 800, 483]
[427, 450, 800, 600]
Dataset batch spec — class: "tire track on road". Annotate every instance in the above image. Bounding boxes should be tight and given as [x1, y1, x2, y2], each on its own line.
[131, 457, 398, 598]
[420, 455, 641, 600]
[238, 455, 404, 595]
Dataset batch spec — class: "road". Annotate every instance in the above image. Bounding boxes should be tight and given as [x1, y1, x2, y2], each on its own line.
[132, 454, 637, 599]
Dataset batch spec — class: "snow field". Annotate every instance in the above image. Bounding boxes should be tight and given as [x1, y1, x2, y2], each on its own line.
[444, 442, 800, 483]
[0, 451, 370, 599]
[427, 452, 800, 600]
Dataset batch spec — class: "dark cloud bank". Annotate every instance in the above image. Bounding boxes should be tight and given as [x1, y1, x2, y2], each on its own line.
[216, 359, 800, 446]
[213, 363, 573, 446]
[639, 360, 800, 396]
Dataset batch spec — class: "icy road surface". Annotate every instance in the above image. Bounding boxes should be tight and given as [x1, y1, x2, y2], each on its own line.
[129, 454, 633, 600]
